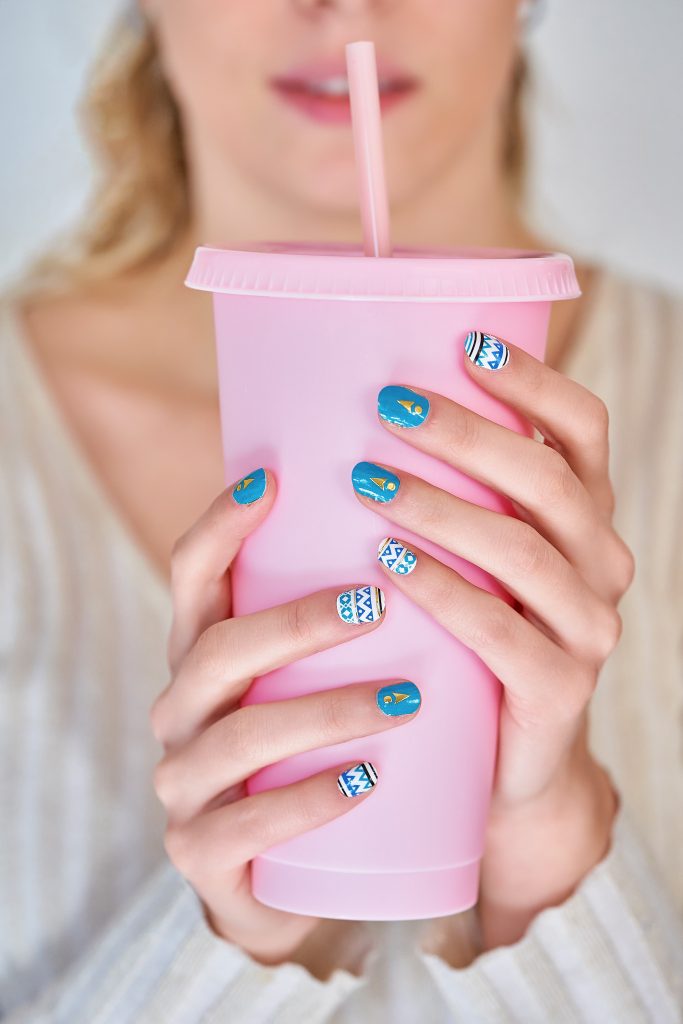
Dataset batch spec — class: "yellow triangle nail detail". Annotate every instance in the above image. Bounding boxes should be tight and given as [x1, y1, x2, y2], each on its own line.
[370, 477, 387, 489]
[397, 399, 415, 413]
[393, 691, 409, 702]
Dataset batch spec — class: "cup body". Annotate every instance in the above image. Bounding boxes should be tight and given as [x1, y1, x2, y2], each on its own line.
[187, 244, 578, 920]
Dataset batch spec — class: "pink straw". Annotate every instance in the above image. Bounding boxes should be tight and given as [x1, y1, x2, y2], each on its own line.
[345, 41, 392, 258]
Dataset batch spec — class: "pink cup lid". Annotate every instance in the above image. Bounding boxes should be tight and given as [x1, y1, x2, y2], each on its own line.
[186, 242, 580, 303]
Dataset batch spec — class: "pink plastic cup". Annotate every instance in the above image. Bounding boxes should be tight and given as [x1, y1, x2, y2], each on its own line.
[186, 242, 579, 921]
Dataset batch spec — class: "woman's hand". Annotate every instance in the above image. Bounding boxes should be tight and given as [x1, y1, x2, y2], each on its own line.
[355, 332, 635, 950]
[150, 473, 421, 968]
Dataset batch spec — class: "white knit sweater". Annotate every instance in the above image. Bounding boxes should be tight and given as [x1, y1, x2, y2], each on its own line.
[1, 270, 682, 1023]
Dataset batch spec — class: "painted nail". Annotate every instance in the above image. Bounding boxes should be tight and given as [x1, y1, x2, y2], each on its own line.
[232, 468, 267, 505]
[464, 331, 510, 370]
[376, 681, 421, 717]
[352, 461, 400, 503]
[378, 385, 430, 428]
[377, 537, 417, 575]
[337, 761, 379, 798]
[336, 586, 386, 625]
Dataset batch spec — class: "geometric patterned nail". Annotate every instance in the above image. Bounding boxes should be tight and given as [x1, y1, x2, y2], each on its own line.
[376, 681, 421, 717]
[232, 467, 267, 505]
[337, 585, 386, 624]
[352, 461, 400, 503]
[464, 331, 510, 370]
[377, 537, 417, 575]
[337, 761, 379, 798]
[378, 385, 430, 428]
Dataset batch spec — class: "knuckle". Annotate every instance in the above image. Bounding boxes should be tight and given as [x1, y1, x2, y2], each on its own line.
[443, 407, 481, 458]
[533, 448, 576, 508]
[464, 601, 514, 653]
[152, 756, 176, 807]
[225, 706, 262, 765]
[282, 599, 315, 649]
[318, 690, 354, 741]
[193, 621, 235, 681]
[592, 606, 623, 662]
[503, 522, 551, 579]
[164, 823, 195, 876]
[169, 531, 194, 587]
[149, 694, 170, 745]
[236, 797, 280, 851]
[584, 395, 610, 446]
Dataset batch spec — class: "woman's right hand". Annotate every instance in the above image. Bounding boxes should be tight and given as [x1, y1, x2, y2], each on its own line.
[149, 470, 421, 967]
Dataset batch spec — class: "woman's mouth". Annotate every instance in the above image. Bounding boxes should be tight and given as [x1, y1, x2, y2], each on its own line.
[271, 62, 418, 124]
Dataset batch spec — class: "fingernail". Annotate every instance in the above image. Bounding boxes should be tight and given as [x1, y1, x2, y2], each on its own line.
[377, 537, 417, 575]
[378, 385, 430, 428]
[336, 586, 386, 624]
[376, 681, 421, 716]
[337, 761, 379, 798]
[352, 461, 400, 503]
[232, 468, 267, 505]
[464, 331, 510, 370]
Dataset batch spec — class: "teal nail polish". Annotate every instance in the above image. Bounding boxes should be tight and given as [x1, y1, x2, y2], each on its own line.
[352, 461, 400, 503]
[378, 385, 430, 428]
[376, 681, 421, 717]
[232, 468, 266, 505]
[464, 331, 510, 370]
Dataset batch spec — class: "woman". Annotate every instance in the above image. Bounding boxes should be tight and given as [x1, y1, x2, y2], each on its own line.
[1, 1, 681, 1020]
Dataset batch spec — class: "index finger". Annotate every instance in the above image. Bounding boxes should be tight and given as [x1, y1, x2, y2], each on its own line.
[168, 468, 276, 674]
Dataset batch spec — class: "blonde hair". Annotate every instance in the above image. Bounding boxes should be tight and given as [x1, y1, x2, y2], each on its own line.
[32, 14, 527, 291]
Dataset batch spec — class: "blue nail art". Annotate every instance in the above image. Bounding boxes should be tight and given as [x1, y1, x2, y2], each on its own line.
[232, 468, 266, 505]
[464, 331, 510, 370]
[378, 385, 430, 428]
[377, 537, 417, 575]
[352, 462, 400, 503]
[376, 681, 421, 717]
[337, 586, 386, 624]
[337, 761, 378, 798]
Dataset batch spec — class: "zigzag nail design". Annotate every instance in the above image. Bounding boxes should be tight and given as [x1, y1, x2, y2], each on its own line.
[337, 761, 379, 798]
[336, 586, 386, 624]
[464, 331, 510, 370]
[377, 537, 417, 575]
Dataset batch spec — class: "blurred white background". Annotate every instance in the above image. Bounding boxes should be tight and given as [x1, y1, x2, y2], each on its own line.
[1, 0, 682, 294]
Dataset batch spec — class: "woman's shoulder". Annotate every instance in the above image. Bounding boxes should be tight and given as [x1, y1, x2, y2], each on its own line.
[589, 265, 683, 340]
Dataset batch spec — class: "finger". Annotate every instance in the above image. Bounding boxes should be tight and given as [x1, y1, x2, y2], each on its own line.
[376, 383, 631, 597]
[354, 462, 619, 661]
[155, 679, 421, 823]
[462, 331, 615, 521]
[168, 468, 275, 674]
[375, 538, 614, 734]
[152, 584, 387, 748]
[164, 759, 380, 886]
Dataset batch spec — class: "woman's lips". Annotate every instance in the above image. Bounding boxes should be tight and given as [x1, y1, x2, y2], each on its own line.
[270, 65, 418, 124]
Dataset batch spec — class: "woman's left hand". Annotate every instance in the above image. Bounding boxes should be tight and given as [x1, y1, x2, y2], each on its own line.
[353, 332, 635, 950]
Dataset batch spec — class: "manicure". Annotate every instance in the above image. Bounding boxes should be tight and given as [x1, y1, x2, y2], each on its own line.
[376, 681, 421, 716]
[378, 385, 430, 428]
[464, 331, 510, 370]
[352, 461, 400, 503]
[377, 537, 417, 575]
[337, 761, 379, 798]
[336, 586, 386, 624]
[232, 468, 267, 505]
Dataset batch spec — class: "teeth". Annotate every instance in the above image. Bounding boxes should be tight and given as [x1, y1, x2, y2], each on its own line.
[309, 76, 349, 96]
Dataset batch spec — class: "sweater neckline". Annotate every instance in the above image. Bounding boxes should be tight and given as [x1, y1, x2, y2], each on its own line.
[1, 297, 171, 608]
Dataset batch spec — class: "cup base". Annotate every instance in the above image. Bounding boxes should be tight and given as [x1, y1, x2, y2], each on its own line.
[251, 855, 480, 921]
